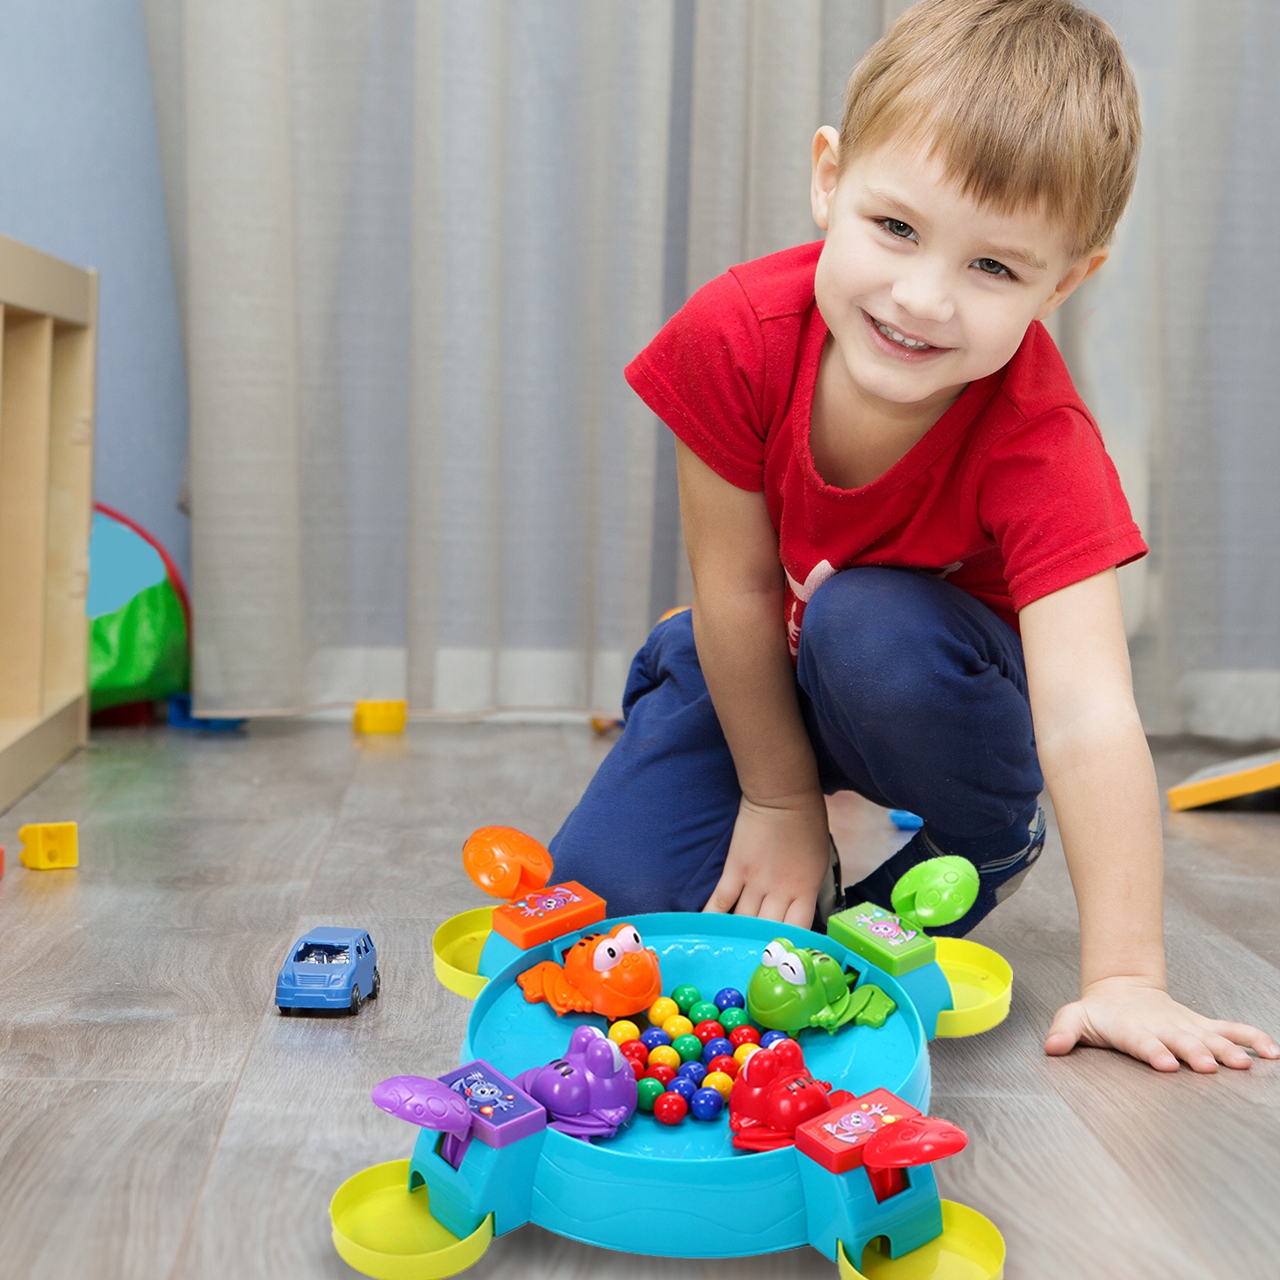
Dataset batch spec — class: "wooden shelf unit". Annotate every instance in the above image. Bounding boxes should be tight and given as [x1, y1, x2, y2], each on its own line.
[0, 234, 96, 813]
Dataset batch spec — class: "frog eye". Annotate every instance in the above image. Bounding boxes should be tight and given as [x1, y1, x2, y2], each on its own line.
[615, 926, 643, 954]
[762, 940, 789, 968]
[593, 938, 624, 972]
[777, 953, 807, 986]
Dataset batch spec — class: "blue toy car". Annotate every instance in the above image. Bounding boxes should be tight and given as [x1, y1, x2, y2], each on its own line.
[277, 927, 380, 1015]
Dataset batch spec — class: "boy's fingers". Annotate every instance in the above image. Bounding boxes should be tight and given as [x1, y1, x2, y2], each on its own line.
[1044, 1002, 1085, 1055]
[1128, 1032, 1179, 1071]
[782, 896, 814, 928]
[1201, 1032, 1253, 1070]
[1212, 1020, 1280, 1057]
[703, 872, 742, 914]
[1162, 1029, 1218, 1073]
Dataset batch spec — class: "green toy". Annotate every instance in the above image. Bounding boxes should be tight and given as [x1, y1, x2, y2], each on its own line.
[828, 855, 980, 977]
[745, 938, 895, 1035]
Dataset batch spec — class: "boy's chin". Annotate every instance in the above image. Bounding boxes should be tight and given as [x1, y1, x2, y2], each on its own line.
[849, 358, 963, 407]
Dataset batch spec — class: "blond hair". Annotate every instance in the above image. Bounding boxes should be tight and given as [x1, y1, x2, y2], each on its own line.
[839, 0, 1141, 256]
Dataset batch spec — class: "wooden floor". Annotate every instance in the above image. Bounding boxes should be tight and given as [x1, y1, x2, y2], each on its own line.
[0, 723, 1275, 1279]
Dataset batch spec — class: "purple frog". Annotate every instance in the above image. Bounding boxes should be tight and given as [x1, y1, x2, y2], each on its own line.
[514, 1025, 637, 1141]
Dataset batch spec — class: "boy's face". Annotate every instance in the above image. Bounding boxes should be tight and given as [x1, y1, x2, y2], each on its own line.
[811, 130, 1105, 410]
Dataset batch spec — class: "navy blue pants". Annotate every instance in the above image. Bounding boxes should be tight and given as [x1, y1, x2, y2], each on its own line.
[550, 568, 1043, 920]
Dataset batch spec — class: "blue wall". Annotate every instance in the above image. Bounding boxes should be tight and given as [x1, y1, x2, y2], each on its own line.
[0, 0, 189, 579]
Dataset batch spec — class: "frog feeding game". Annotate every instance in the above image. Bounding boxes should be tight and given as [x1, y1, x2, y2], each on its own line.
[330, 827, 1013, 1278]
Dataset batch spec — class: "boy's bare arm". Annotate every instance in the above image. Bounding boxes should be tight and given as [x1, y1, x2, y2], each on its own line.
[675, 440, 832, 925]
[1020, 570, 1278, 1071]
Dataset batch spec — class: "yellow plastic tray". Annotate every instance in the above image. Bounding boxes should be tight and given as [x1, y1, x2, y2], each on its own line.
[432, 907, 494, 999]
[933, 939, 1012, 1038]
[838, 1200, 1005, 1279]
[331, 1159, 493, 1280]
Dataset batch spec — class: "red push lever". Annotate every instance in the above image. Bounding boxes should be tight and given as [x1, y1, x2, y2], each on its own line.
[862, 1116, 968, 1202]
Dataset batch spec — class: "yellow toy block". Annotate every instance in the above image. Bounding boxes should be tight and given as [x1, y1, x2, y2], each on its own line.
[353, 700, 408, 734]
[19, 822, 78, 869]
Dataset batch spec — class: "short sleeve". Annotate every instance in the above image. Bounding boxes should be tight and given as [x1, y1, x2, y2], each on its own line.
[625, 271, 768, 492]
[975, 407, 1148, 609]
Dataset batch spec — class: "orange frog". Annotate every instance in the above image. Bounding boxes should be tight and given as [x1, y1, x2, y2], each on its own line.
[517, 923, 664, 1019]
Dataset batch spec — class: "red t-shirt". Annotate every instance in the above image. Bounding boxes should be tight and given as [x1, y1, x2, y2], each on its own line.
[626, 241, 1146, 653]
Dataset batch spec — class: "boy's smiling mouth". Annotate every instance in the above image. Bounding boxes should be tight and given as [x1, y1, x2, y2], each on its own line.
[861, 308, 950, 360]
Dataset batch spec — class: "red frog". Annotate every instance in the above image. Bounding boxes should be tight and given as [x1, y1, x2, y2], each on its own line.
[729, 1038, 852, 1153]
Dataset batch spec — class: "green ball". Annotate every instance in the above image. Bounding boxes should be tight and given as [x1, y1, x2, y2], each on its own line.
[718, 1006, 749, 1032]
[673, 1033, 704, 1063]
[689, 1000, 720, 1024]
[671, 984, 702, 1013]
[636, 1077, 666, 1112]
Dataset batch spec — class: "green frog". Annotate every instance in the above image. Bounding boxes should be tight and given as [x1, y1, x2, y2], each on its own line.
[746, 938, 896, 1035]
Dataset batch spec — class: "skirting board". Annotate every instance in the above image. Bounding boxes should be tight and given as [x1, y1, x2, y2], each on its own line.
[0, 693, 86, 814]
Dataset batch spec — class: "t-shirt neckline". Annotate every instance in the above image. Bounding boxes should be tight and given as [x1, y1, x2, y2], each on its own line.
[795, 307, 1002, 501]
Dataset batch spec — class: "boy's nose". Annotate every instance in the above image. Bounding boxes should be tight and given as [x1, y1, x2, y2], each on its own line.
[889, 267, 955, 327]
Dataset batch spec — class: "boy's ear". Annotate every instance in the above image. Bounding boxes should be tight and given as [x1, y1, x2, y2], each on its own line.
[811, 126, 841, 231]
[1036, 248, 1109, 321]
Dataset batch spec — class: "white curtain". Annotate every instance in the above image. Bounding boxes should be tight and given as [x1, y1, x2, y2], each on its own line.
[145, 0, 1280, 738]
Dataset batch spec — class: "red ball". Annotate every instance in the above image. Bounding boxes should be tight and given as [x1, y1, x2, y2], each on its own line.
[629, 1058, 646, 1081]
[728, 1025, 761, 1048]
[653, 1091, 688, 1125]
[693, 1020, 726, 1045]
[707, 1054, 739, 1079]
[645, 1064, 677, 1086]
[620, 1040, 650, 1064]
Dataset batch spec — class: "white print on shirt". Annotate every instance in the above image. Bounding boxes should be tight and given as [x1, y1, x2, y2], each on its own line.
[785, 559, 836, 655]
[933, 561, 964, 579]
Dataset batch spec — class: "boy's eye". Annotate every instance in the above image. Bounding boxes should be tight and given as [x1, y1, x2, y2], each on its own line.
[973, 257, 1013, 278]
[879, 218, 917, 242]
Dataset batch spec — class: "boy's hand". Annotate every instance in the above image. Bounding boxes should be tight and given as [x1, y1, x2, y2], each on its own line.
[1045, 975, 1280, 1073]
[703, 792, 831, 926]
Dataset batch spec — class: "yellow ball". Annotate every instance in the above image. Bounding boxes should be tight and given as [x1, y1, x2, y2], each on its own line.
[648, 996, 680, 1026]
[608, 1020, 641, 1046]
[703, 1070, 734, 1100]
[733, 1042, 759, 1065]
[661, 1014, 694, 1040]
[647, 1044, 681, 1069]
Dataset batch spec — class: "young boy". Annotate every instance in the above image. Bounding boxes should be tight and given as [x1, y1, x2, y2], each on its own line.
[550, 0, 1278, 1074]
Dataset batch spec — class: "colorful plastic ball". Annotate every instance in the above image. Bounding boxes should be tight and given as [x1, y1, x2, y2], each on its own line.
[703, 1070, 734, 1100]
[707, 1054, 739, 1079]
[645, 1064, 677, 1086]
[648, 1044, 681, 1070]
[662, 1014, 695, 1040]
[671, 984, 702, 1013]
[702, 1037, 734, 1064]
[759, 1029, 790, 1049]
[733, 1042, 760, 1066]
[717, 1006, 750, 1032]
[689, 1000, 720, 1024]
[628, 1059, 646, 1082]
[639, 1027, 671, 1051]
[690, 1086, 725, 1120]
[729, 1025, 761, 1048]
[693, 1019, 725, 1045]
[677, 1061, 708, 1087]
[620, 1039, 650, 1064]
[666, 1076, 697, 1103]
[636, 1077, 666, 1111]
[648, 996, 680, 1026]
[653, 1091, 688, 1125]
[608, 1020, 641, 1046]
[672, 1033, 705, 1063]
[714, 988, 746, 1012]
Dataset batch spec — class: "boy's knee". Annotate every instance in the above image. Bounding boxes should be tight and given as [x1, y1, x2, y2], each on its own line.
[798, 569, 944, 715]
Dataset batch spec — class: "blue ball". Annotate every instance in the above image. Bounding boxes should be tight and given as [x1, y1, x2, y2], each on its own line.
[702, 1037, 734, 1063]
[666, 1076, 697, 1102]
[759, 1029, 790, 1049]
[714, 987, 746, 1012]
[677, 1061, 707, 1087]
[690, 1087, 725, 1120]
[639, 1027, 671, 1050]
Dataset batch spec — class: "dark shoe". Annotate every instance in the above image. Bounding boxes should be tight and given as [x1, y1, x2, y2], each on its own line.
[813, 836, 843, 933]
[842, 807, 1046, 937]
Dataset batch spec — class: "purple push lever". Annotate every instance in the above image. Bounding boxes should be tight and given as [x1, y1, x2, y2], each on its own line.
[372, 1075, 474, 1167]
